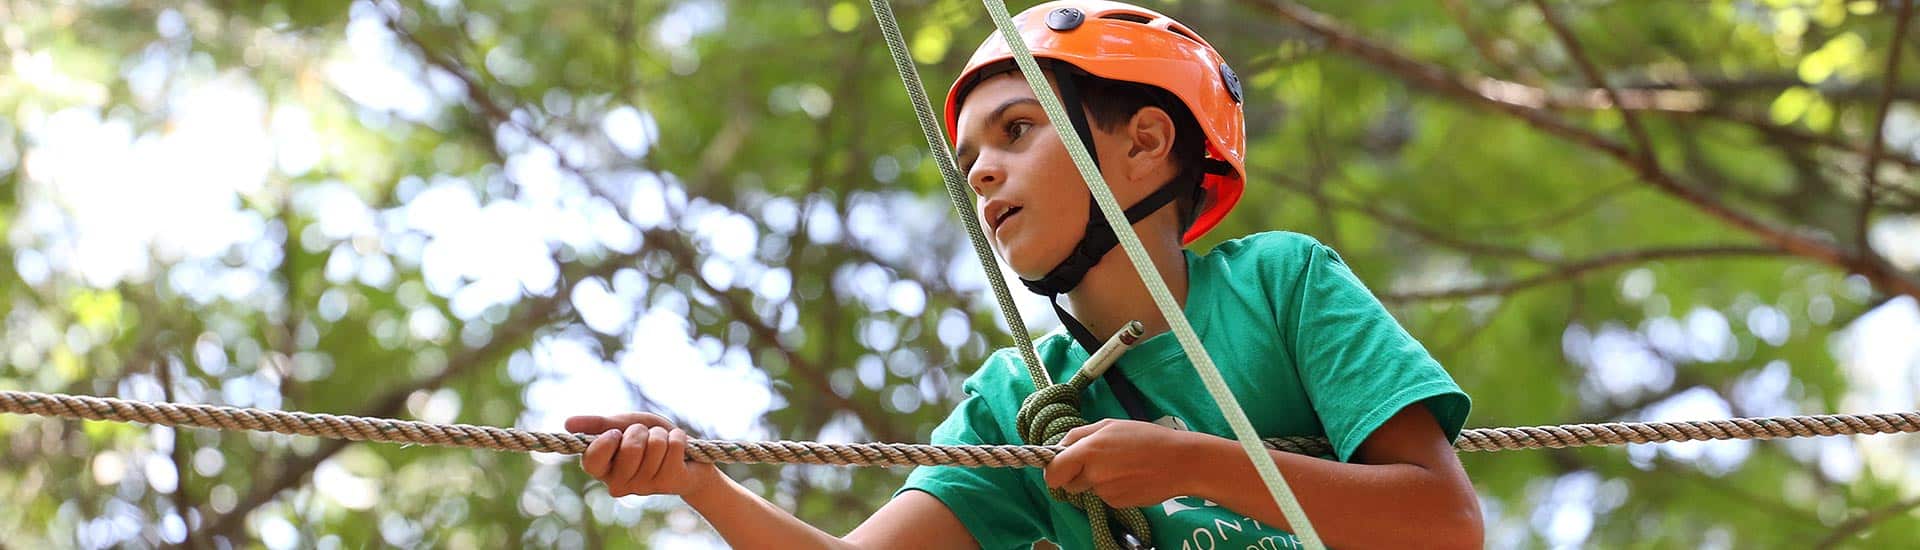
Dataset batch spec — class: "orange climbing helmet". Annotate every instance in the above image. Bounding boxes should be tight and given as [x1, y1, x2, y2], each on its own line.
[944, 0, 1247, 244]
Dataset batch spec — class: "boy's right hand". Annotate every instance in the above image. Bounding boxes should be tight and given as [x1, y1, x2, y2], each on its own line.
[566, 413, 722, 498]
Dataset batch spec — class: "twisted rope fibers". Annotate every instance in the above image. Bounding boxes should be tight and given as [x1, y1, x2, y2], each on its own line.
[7, 390, 1917, 464]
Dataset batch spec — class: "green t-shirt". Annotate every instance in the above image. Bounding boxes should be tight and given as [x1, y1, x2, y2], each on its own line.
[898, 231, 1471, 550]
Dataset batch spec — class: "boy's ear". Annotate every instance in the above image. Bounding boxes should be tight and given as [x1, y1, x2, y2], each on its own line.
[1125, 106, 1176, 169]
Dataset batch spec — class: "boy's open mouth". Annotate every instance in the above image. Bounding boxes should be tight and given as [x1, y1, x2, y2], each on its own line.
[991, 206, 1023, 231]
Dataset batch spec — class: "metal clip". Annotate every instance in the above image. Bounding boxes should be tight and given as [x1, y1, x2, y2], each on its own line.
[1069, 320, 1146, 388]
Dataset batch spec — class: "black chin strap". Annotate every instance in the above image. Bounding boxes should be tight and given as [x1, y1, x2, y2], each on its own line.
[1021, 185, 1183, 298]
[1020, 64, 1162, 424]
[1020, 62, 1181, 345]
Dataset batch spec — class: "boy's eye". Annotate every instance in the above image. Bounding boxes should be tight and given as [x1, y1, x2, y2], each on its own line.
[1006, 120, 1032, 141]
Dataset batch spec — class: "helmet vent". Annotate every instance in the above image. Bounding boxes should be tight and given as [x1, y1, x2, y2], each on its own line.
[1164, 24, 1203, 45]
[1098, 13, 1204, 45]
[1097, 13, 1152, 24]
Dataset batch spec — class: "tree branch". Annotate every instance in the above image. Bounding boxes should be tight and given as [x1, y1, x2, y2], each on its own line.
[157, 355, 200, 550]
[1240, 0, 1641, 150]
[642, 227, 907, 442]
[1683, 109, 1920, 213]
[1438, 0, 1536, 83]
[1265, 171, 1554, 261]
[1699, 107, 1920, 176]
[1457, 179, 1640, 234]
[1382, 245, 1789, 303]
[1534, 448, 1823, 530]
[1814, 496, 1920, 549]
[1533, 0, 1656, 164]
[1859, 1, 1914, 253]
[395, 3, 907, 439]
[1617, 73, 1920, 103]
[404, 0, 925, 447]
[1432, 294, 1511, 357]
[200, 256, 626, 543]
[1243, 0, 1920, 301]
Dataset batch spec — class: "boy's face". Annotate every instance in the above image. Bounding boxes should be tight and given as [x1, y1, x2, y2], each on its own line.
[953, 72, 1147, 280]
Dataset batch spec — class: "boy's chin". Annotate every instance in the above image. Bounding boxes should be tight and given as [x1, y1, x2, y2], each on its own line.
[1002, 249, 1074, 282]
[997, 233, 1090, 281]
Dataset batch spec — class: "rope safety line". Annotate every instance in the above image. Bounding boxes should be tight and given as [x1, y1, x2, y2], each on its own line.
[975, 2, 1325, 547]
[868, 2, 1155, 545]
[5, 390, 1920, 464]
[863, 0, 1050, 387]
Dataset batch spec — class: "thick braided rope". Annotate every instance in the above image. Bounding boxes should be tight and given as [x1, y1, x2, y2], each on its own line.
[0, 390, 1053, 467]
[1016, 374, 1156, 547]
[1452, 413, 1920, 451]
[977, 2, 1325, 547]
[5, 390, 1920, 460]
[866, 0, 1050, 388]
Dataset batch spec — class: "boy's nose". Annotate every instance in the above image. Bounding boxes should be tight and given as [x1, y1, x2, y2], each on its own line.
[968, 160, 1005, 196]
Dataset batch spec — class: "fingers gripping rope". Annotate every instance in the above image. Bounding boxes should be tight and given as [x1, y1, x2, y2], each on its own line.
[1012, 323, 1156, 548]
[1017, 382, 1156, 549]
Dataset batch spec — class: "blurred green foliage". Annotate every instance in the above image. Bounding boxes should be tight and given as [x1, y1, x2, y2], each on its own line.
[2, 0, 1919, 548]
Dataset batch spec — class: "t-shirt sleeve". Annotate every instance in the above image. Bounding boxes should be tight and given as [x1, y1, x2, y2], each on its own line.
[895, 367, 1049, 549]
[1283, 242, 1471, 462]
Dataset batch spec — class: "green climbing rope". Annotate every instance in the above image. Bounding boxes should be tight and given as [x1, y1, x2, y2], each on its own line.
[1010, 323, 1158, 548]
[867, 2, 1153, 545]
[865, 0, 1050, 388]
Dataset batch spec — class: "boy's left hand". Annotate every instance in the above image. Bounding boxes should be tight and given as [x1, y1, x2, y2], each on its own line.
[1044, 418, 1210, 508]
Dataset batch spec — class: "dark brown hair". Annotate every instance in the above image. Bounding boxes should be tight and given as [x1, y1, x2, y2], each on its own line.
[1068, 71, 1208, 231]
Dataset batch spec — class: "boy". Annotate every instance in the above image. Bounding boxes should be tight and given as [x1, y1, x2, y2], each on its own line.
[567, 2, 1482, 548]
